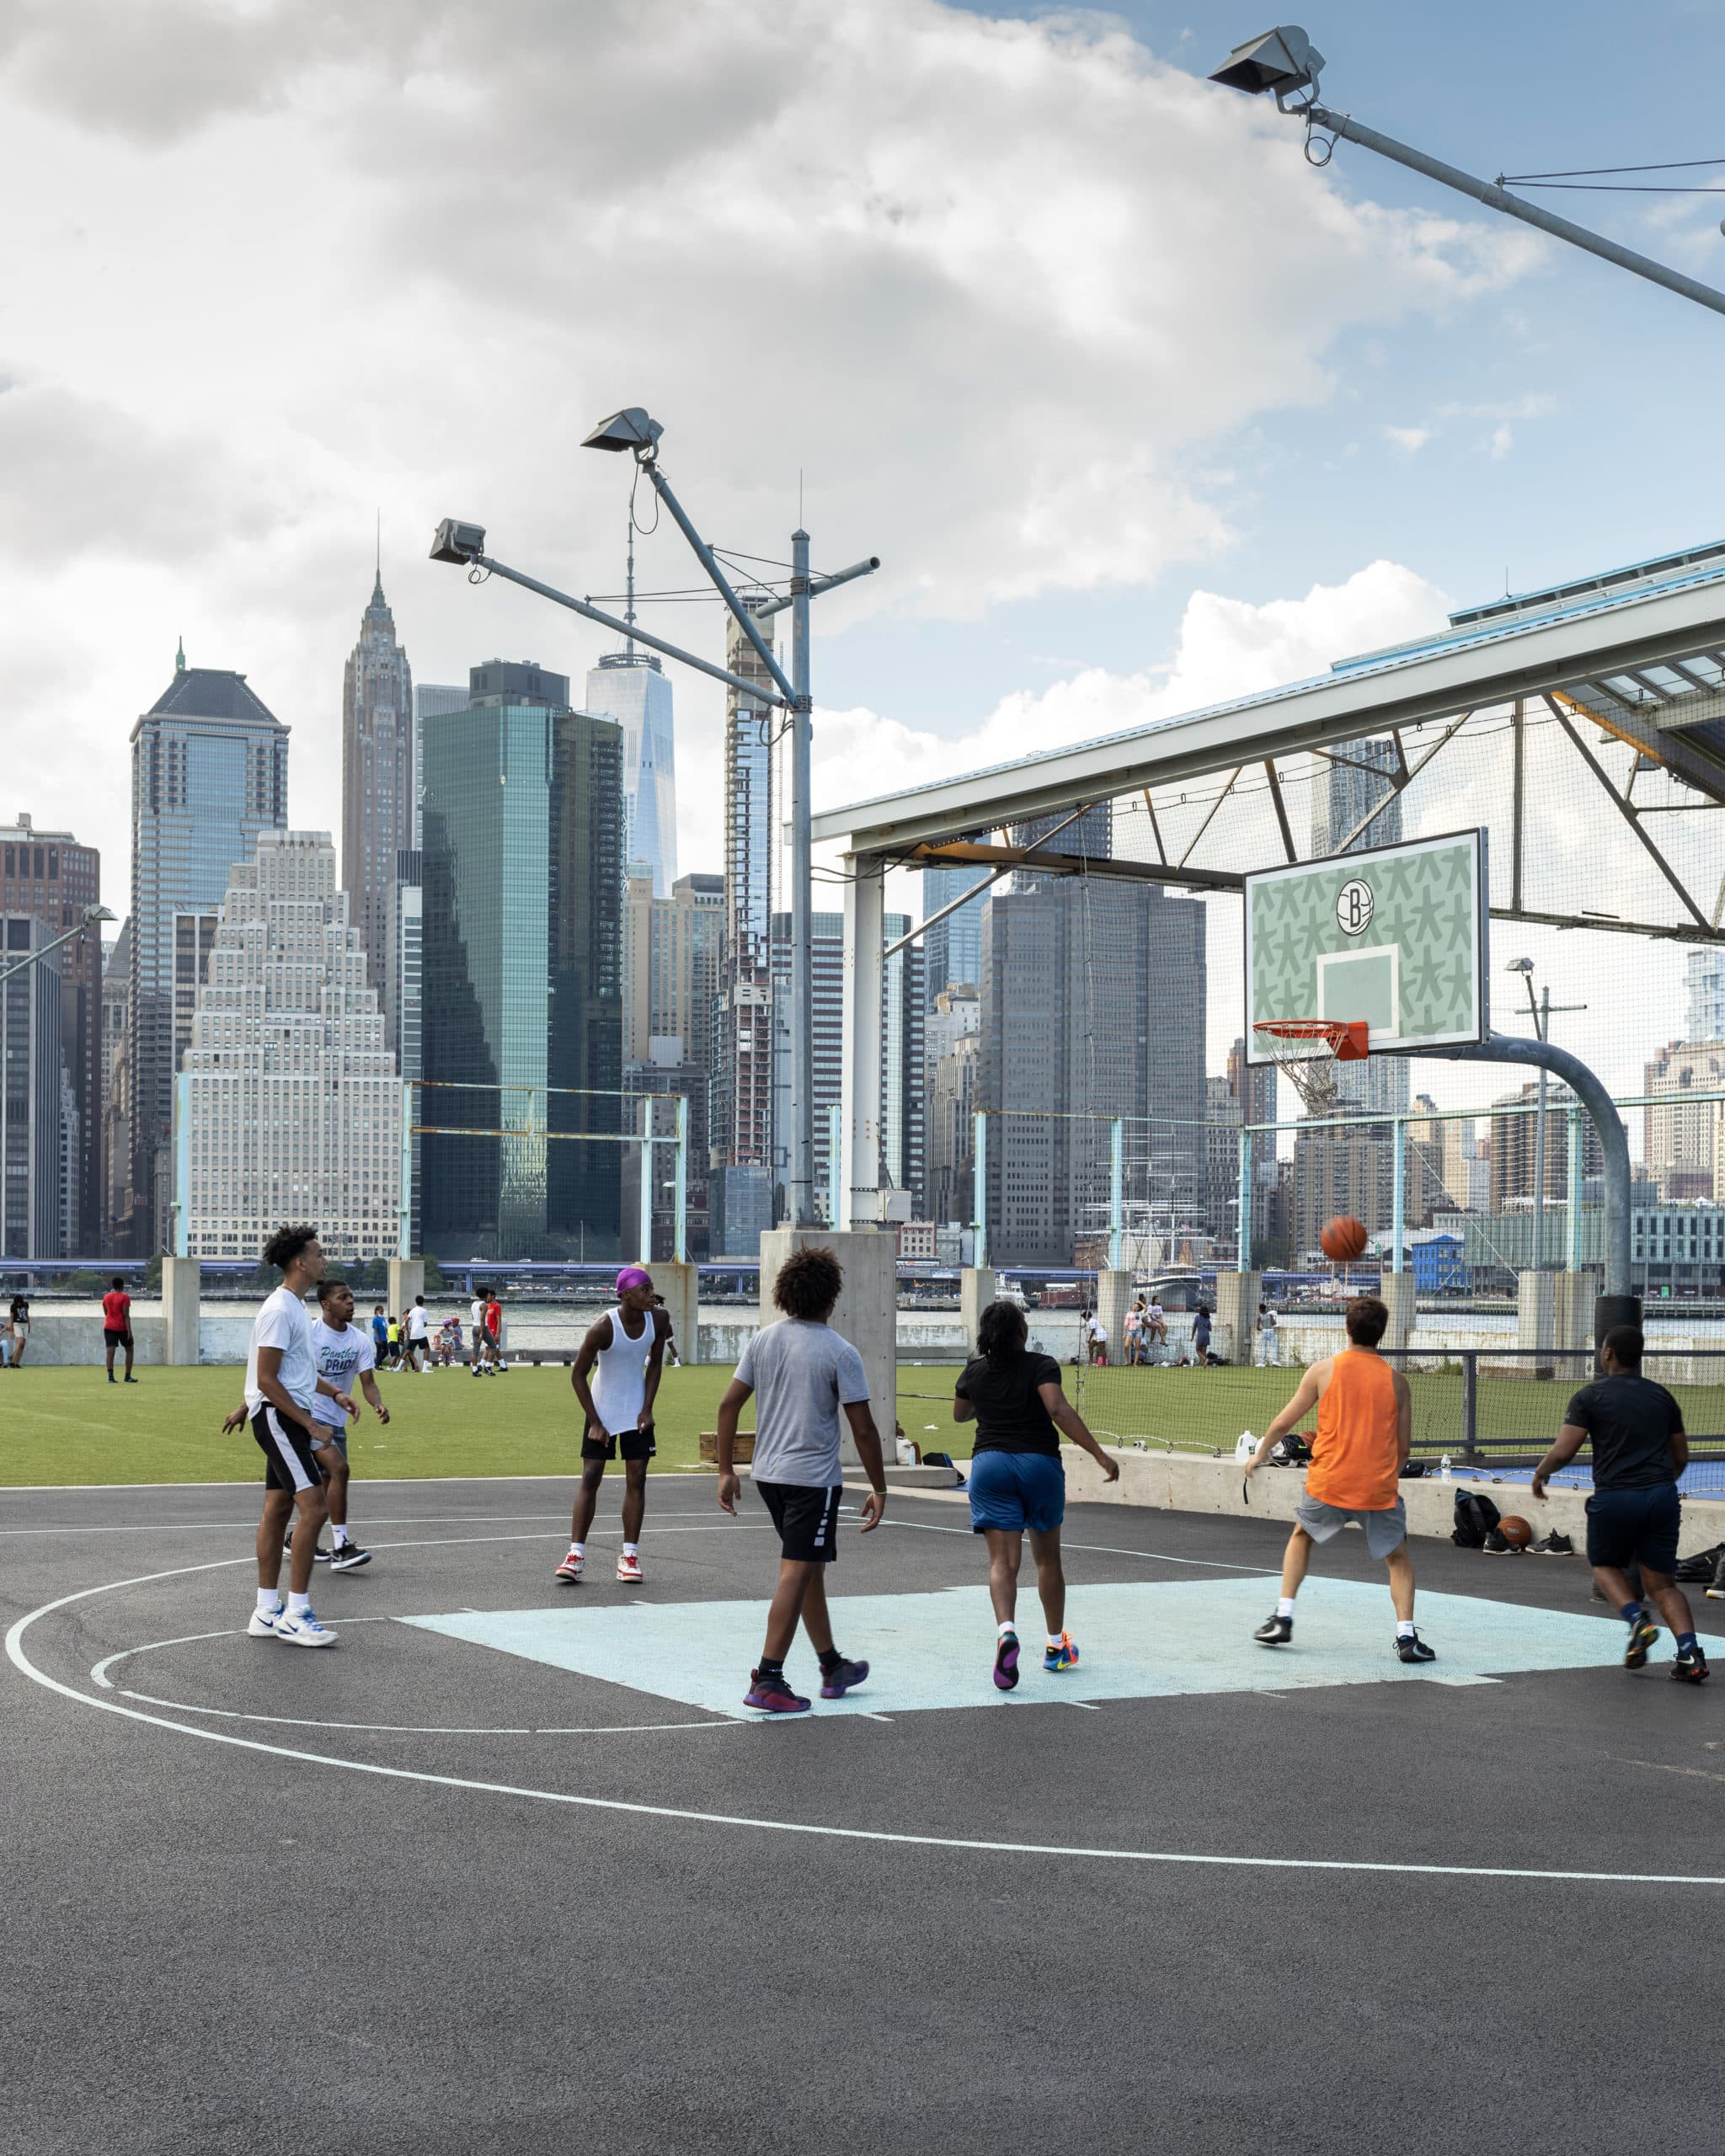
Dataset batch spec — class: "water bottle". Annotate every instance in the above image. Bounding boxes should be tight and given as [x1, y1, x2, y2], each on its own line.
[1440, 1454, 1452, 1482]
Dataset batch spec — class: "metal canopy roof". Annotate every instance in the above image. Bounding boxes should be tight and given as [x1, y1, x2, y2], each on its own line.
[814, 543, 1725, 857]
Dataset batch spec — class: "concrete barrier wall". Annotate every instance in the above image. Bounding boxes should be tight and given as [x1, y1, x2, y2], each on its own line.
[1059, 1444, 1725, 1559]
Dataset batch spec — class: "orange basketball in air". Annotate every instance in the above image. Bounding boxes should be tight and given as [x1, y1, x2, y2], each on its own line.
[1319, 1215, 1369, 1262]
[1498, 1515, 1534, 1549]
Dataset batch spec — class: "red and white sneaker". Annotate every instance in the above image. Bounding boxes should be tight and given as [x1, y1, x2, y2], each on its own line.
[616, 1550, 644, 1583]
[555, 1549, 585, 1584]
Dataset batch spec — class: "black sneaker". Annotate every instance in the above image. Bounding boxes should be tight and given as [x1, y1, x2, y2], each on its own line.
[1624, 1616, 1659, 1669]
[1707, 1554, 1725, 1602]
[1672, 1643, 1711, 1684]
[1395, 1630, 1437, 1663]
[1482, 1529, 1518, 1555]
[328, 1541, 371, 1572]
[284, 1528, 331, 1562]
[1253, 1614, 1292, 1647]
[1530, 1531, 1573, 1556]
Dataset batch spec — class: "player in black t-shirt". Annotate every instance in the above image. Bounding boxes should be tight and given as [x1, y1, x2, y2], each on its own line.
[1533, 1325, 1707, 1682]
[953, 1300, 1119, 1689]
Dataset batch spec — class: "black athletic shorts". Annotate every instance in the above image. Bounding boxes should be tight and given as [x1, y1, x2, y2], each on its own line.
[756, 1480, 842, 1564]
[104, 1328, 130, 1348]
[1585, 1483, 1681, 1574]
[583, 1425, 657, 1463]
[252, 1403, 324, 1493]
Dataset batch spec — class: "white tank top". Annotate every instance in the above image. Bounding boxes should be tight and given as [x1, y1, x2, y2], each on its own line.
[590, 1305, 655, 1433]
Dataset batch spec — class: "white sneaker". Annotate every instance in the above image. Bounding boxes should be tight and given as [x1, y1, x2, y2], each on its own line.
[275, 1608, 337, 1647]
[247, 1602, 285, 1637]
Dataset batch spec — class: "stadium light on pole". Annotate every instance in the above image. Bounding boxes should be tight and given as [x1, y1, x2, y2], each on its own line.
[0, 904, 116, 989]
[1208, 25, 1725, 319]
[432, 409, 878, 1230]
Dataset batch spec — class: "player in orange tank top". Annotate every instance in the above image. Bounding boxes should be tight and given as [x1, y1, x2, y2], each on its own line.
[1243, 1294, 1436, 1663]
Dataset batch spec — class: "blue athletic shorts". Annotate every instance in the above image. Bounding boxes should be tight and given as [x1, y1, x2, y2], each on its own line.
[1585, 1483, 1681, 1575]
[967, 1449, 1065, 1535]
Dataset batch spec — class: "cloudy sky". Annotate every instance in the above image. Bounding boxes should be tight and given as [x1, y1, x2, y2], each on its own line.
[4, 0, 1722, 1107]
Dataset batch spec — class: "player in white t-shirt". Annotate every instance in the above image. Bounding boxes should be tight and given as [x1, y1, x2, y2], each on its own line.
[224, 1225, 354, 1647]
[403, 1294, 431, 1373]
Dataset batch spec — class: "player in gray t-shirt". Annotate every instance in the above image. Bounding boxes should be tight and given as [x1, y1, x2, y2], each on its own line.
[717, 1246, 888, 1714]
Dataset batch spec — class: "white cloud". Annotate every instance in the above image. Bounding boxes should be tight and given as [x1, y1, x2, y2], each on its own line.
[0, 0, 1539, 905]
[1383, 424, 1431, 455]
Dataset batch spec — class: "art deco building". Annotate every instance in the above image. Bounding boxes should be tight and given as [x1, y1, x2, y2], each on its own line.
[179, 831, 398, 1261]
[341, 571, 414, 1054]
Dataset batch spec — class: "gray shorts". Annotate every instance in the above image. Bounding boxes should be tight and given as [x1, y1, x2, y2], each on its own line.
[1295, 1493, 1408, 1560]
[310, 1421, 348, 1462]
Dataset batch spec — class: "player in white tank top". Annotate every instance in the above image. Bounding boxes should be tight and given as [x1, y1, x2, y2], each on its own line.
[561, 1267, 671, 1585]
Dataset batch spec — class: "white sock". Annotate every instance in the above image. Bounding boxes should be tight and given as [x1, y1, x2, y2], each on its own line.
[1397, 1620, 1416, 1639]
[997, 1620, 1017, 1639]
[622, 1541, 638, 1558]
[257, 1587, 280, 1614]
[1276, 1598, 1296, 1619]
[288, 1591, 311, 1616]
[333, 1526, 350, 1547]
[1047, 1633, 1065, 1651]
[569, 1541, 585, 1558]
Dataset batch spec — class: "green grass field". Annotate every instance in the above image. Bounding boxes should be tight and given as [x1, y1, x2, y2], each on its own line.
[8, 1358, 1722, 1487]
[0, 1364, 975, 1486]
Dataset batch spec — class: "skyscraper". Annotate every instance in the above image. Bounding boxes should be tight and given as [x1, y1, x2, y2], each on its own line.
[920, 860, 989, 1008]
[420, 662, 623, 1259]
[709, 605, 777, 1255]
[770, 911, 925, 1224]
[127, 650, 288, 1253]
[179, 831, 399, 1260]
[100, 923, 131, 1249]
[0, 813, 100, 1247]
[583, 532, 677, 897]
[0, 915, 67, 1257]
[980, 809, 1207, 1267]
[341, 568, 414, 1054]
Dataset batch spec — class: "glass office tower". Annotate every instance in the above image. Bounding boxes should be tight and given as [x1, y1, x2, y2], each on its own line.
[126, 652, 288, 1252]
[420, 663, 623, 1258]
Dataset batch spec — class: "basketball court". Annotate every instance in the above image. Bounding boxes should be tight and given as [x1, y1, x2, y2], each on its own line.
[8, 1470, 1724, 2153]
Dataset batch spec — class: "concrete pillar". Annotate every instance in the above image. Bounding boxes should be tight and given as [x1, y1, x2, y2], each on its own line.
[161, 1256, 200, 1367]
[1555, 1268, 1599, 1358]
[653, 1260, 699, 1365]
[1215, 1270, 1260, 1367]
[759, 1227, 896, 1465]
[1096, 1269, 1134, 1364]
[1381, 1270, 1415, 1351]
[1516, 1270, 1557, 1354]
[959, 1267, 996, 1359]
[387, 1258, 425, 1321]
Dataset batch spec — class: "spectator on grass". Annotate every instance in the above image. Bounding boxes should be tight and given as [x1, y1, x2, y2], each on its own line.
[1258, 1301, 1279, 1369]
[1125, 1299, 1147, 1367]
[102, 1276, 136, 1385]
[1146, 1297, 1167, 1349]
[1191, 1305, 1213, 1367]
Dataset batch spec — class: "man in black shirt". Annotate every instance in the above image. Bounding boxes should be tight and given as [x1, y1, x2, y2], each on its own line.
[1533, 1326, 1707, 1682]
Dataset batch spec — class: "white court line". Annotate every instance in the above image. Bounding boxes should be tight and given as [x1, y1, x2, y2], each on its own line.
[115, 1689, 742, 1739]
[0, 1509, 752, 1538]
[10, 1552, 1725, 1890]
[882, 1518, 1279, 1574]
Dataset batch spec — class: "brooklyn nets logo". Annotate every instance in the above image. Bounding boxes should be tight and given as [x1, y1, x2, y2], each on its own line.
[1335, 878, 1374, 937]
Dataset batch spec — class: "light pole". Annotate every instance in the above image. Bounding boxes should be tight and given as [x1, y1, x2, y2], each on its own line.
[431, 408, 877, 1230]
[1208, 27, 1725, 319]
[0, 905, 115, 990]
[1504, 957, 1587, 1271]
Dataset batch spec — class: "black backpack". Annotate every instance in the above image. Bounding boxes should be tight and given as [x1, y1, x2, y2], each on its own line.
[1451, 1490, 1501, 1548]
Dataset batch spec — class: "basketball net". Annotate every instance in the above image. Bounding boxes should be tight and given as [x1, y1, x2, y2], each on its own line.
[1252, 1021, 1370, 1120]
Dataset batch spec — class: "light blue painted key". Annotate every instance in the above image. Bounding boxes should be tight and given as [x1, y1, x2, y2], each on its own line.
[398, 1577, 1660, 1720]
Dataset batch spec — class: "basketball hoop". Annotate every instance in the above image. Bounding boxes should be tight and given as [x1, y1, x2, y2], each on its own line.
[1252, 1019, 1369, 1118]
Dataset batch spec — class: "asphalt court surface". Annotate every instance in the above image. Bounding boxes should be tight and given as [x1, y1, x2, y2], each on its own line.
[7, 1472, 1725, 2154]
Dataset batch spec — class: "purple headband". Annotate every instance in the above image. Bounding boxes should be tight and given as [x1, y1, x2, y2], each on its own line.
[616, 1267, 653, 1294]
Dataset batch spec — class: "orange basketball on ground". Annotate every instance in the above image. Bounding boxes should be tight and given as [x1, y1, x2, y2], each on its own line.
[1498, 1515, 1534, 1549]
[1319, 1214, 1369, 1262]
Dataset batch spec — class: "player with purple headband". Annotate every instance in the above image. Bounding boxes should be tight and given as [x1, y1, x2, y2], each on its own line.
[558, 1267, 671, 1584]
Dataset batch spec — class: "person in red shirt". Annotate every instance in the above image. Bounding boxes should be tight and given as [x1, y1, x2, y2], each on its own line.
[102, 1277, 136, 1385]
[484, 1295, 506, 1372]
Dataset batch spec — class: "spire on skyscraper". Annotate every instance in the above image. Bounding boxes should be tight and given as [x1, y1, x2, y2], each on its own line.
[372, 511, 385, 610]
[174, 635, 185, 674]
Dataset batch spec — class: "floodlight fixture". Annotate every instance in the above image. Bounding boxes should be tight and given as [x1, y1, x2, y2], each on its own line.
[581, 407, 665, 458]
[1205, 25, 1725, 318]
[1208, 24, 1323, 108]
[83, 905, 117, 927]
[430, 518, 487, 564]
[1504, 956, 1535, 974]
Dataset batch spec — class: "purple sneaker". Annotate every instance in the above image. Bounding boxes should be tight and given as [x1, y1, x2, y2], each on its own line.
[745, 1668, 810, 1714]
[994, 1630, 1020, 1691]
[819, 1657, 869, 1700]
